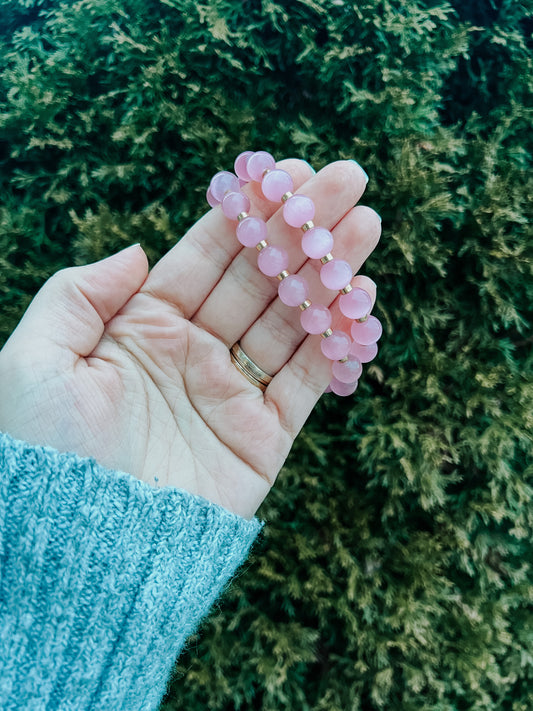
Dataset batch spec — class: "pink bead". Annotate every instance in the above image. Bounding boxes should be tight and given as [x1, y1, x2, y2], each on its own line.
[320, 330, 351, 360]
[332, 356, 363, 383]
[301, 227, 334, 259]
[210, 171, 240, 202]
[234, 151, 254, 181]
[320, 259, 352, 291]
[278, 274, 309, 307]
[283, 195, 315, 228]
[351, 315, 383, 345]
[261, 169, 294, 202]
[300, 304, 332, 335]
[206, 186, 219, 208]
[349, 341, 378, 363]
[222, 191, 250, 220]
[329, 377, 358, 397]
[236, 216, 267, 248]
[339, 287, 372, 319]
[257, 245, 289, 277]
[247, 151, 276, 181]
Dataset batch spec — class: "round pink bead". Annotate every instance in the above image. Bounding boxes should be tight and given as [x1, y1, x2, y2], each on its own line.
[351, 315, 383, 345]
[278, 274, 309, 307]
[320, 330, 351, 360]
[349, 341, 378, 363]
[247, 151, 276, 181]
[210, 171, 240, 202]
[332, 356, 363, 383]
[283, 194, 315, 228]
[301, 226, 334, 259]
[320, 259, 352, 291]
[300, 304, 332, 335]
[329, 376, 358, 397]
[261, 169, 294, 202]
[222, 191, 250, 220]
[236, 216, 267, 248]
[257, 245, 289, 277]
[234, 151, 254, 181]
[339, 287, 372, 319]
[206, 186, 219, 208]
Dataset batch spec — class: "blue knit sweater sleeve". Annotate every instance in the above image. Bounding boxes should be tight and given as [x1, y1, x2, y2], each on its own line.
[0, 431, 262, 711]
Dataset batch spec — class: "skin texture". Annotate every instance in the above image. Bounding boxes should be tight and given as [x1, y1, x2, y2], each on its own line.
[0, 159, 380, 519]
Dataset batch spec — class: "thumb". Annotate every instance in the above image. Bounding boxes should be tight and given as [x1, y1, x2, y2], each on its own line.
[9, 244, 149, 356]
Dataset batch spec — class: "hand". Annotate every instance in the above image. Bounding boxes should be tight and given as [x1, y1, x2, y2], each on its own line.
[0, 159, 380, 519]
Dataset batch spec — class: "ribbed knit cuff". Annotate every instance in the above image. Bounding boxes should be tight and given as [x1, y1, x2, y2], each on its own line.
[0, 432, 262, 711]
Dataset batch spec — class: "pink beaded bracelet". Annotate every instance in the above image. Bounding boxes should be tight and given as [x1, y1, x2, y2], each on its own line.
[207, 151, 381, 396]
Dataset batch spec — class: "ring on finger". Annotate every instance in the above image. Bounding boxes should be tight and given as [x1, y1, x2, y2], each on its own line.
[230, 342, 273, 392]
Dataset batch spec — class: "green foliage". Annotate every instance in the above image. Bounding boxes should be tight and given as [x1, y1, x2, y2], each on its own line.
[1, 0, 532, 709]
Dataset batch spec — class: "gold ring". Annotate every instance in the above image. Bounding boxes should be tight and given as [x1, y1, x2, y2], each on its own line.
[230, 342, 273, 392]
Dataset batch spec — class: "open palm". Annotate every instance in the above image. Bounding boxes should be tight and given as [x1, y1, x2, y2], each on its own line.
[0, 159, 380, 519]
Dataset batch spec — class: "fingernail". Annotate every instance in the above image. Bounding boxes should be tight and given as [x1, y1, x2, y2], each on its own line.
[349, 160, 369, 184]
[302, 160, 316, 175]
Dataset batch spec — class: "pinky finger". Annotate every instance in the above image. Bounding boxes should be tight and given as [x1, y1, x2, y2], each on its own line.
[265, 334, 332, 440]
[265, 276, 378, 438]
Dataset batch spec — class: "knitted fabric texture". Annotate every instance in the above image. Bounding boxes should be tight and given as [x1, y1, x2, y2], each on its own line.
[0, 431, 262, 710]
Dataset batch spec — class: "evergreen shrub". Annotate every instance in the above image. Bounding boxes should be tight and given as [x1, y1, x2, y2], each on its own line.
[0, 0, 531, 709]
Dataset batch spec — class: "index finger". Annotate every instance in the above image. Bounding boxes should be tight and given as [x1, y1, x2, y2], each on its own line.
[141, 158, 315, 319]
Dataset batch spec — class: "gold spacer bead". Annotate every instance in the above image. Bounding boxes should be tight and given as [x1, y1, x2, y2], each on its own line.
[340, 284, 353, 295]
[320, 253, 334, 264]
[321, 328, 333, 339]
[277, 270, 290, 281]
[281, 191, 293, 203]
[301, 221, 314, 232]
[237, 211, 249, 222]
[339, 356, 349, 363]
[262, 168, 272, 178]
[256, 240, 268, 251]
[356, 314, 370, 323]
[299, 299, 312, 311]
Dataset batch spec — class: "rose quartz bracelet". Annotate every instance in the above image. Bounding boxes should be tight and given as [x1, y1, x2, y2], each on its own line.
[207, 151, 381, 396]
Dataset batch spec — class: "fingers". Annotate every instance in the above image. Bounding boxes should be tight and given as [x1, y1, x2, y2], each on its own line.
[265, 273, 379, 439]
[239, 204, 381, 376]
[192, 160, 370, 346]
[141, 158, 315, 319]
[4, 244, 149, 357]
